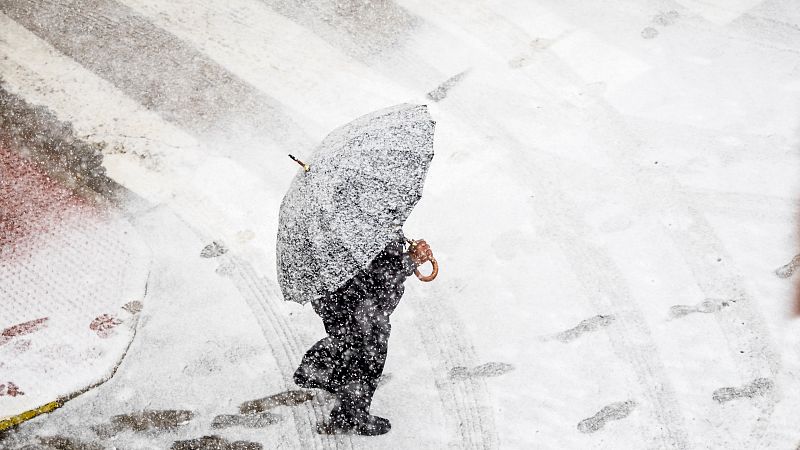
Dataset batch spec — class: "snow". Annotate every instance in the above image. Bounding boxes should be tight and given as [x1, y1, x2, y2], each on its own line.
[1, 0, 799, 448]
[0, 148, 150, 423]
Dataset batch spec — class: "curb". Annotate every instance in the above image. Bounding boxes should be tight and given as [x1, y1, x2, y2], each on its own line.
[0, 300, 146, 434]
[0, 400, 61, 432]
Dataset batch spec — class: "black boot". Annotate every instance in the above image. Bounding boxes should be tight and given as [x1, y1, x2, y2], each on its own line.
[294, 364, 334, 393]
[321, 382, 391, 436]
[328, 409, 391, 436]
[294, 339, 336, 393]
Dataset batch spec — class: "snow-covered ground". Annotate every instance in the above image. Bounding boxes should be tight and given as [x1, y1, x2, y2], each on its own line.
[1, 0, 800, 448]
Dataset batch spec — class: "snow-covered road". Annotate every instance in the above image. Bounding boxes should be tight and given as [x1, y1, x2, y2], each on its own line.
[1, 0, 799, 448]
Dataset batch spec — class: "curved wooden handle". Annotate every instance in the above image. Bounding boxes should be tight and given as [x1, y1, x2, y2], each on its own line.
[415, 257, 439, 282]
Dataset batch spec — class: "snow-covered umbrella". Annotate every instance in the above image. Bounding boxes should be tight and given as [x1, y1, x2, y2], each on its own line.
[277, 103, 436, 304]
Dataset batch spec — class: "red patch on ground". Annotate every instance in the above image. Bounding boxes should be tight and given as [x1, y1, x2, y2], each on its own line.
[90, 314, 122, 338]
[0, 382, 25, 397]
[2, 317, 49, 338]
[0, 317, 49, 346]
[0, 146, 94, 257]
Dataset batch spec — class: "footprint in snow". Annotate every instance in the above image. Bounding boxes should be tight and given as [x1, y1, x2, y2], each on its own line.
[0, 317, 49, 346]
[641, 27, 659, 39]
[216, 260, 237, 277]
[577, 400, 637, 433]
[641, 10, 680, 39]
[212, 412, 281, 429]
[669, 298, 732, 319]
[93, 409, 194, 438]
[426, 70, 469, 102]
[122, 300, 144, 314]
[652, 10, 680, 26]
[172, 435, 262, 450]
[449, 362, 515, 380]
[775, 253, 800, 278]
[36, 435, 103, 450]
[200, 241, 228, 258]
[552, 314, 615, 343]
[712, 378, 773, 403]
[239, 390, 315, 414]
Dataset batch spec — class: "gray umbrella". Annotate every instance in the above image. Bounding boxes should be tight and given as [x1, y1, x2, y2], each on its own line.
[276, 103, 435, 304]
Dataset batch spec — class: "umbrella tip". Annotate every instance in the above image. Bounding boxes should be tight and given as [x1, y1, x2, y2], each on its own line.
[288, 154, 310, 172]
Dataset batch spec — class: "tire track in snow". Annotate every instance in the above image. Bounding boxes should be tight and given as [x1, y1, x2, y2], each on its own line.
[132, 205, 345, 450]
[533, 202, 689, 448]
[423, 10, 785, 441]
[356, 4, 689, 441]
[521, 102, 775, 448]
[407, 283, 500, 449]
[555, 77, 784, 448]
[517, 43, 784, 446]
[228, 255, 353, 450]
[339, 3, 687, 444]
[658, 207, 781, 445]
[160, 198, 348, 449]
[437, 100, 690, 447]
[172, 222, 349, 449]
[678, 190, 795, 224]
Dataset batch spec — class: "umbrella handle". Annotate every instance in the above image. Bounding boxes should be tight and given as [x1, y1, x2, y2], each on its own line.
[415, 257, 438, 282]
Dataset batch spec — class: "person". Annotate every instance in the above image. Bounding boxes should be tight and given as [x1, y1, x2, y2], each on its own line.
[293, 235, 433, 435]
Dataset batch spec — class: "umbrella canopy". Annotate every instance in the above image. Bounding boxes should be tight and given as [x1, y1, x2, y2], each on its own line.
[277, 103, 435, 304]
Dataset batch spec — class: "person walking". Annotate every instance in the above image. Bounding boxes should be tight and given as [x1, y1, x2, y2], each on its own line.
[293, 237, 433, 435]
[276, 103, 438, 436]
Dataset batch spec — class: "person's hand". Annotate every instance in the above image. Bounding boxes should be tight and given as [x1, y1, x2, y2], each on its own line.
[409, 239, 433, 266]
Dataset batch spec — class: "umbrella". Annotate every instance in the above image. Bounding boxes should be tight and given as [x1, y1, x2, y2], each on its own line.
[277, 103, 435, 304]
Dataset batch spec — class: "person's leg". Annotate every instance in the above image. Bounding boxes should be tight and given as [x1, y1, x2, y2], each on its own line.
[294, 337, 336, 393]
[328, 302, 389, 384]
[295, 289, 360, 392]
[296, 280, 400, 435]
[326, 299, 394, 435]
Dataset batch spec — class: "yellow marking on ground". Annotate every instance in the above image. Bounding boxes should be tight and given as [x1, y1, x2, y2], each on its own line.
[0, 400, 61, 431]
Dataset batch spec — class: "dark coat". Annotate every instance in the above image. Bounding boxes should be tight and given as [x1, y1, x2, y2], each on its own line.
[296, 238, 416, 417]
[317, 238, 416, 315]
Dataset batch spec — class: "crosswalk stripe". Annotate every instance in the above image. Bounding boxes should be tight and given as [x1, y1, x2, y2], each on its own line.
[0, 0, 310, 170]
[119, 0, 415, 137]
[0, 12, 278, 252]
[0, 11, 202, 203]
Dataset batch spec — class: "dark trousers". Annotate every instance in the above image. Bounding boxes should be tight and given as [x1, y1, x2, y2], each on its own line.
[297, 284, 401, 417]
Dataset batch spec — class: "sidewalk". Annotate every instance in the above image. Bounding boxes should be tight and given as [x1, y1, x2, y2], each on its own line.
[0, 146, 150, 430]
